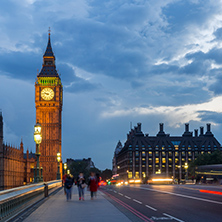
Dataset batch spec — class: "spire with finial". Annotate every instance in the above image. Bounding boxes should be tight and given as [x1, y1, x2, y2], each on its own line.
[20, 138, 24, 151]
[43, 27, 54, 58]
[38, 28, 59, 77]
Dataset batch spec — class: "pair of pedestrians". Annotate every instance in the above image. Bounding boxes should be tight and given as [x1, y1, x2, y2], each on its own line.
[64, 172, 99, 201]
[76, 172, 99, 200]
[64, 172, 86, 201]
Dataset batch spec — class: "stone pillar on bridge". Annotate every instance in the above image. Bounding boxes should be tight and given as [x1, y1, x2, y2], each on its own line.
[152, 151, 155, 174]
[166, 152, 169, 176]
[179, 152, 182, 181]
[146, 152, 149, 179]
[139, 152, 142, 179]
[132, 151, 135, 178]
[173, 151, 175, 180]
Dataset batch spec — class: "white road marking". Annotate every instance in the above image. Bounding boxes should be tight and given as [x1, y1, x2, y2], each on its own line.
[124, 195, 131, 199]
[118, 193, 123, 196]
[145, 205, 157, 211]
[163, 213, 184, 222]
[136, 186, 222, 205]
[114, 190, 117, 193]
[133, 199, 142, 204]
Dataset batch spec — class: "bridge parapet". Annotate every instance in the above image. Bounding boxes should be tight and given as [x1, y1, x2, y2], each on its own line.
[0, 180, 61, 221]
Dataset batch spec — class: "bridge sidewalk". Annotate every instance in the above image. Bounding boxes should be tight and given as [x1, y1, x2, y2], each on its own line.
[23, 187, 131, 222]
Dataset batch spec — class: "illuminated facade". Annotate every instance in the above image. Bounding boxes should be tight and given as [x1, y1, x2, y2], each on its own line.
[35, 32, 63, 181]
[0, 112, 35, 190]
[114, 123, 222, 181]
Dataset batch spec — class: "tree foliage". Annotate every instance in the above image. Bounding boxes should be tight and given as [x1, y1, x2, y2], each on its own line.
[100, 169, 112, 180]
[69, 161, 101, 181]
[69, 161, 112, 182]
[189, 150, 222, 176]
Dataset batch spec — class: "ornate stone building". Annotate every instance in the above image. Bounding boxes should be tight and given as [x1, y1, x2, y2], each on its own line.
[0, 112, 35, 190]
[114, 122, 222, 181]
[35, 32, 63, 181]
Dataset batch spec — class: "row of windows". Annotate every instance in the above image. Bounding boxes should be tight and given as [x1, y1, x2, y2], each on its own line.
[129, 151, 212, 157]
[128, 146, 219, 151]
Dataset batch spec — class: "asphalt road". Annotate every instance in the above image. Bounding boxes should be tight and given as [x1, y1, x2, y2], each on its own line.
[100, 184, 222, 222]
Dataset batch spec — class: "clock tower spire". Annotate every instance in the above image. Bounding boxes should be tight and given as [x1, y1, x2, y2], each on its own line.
[35, 31, 63, 181]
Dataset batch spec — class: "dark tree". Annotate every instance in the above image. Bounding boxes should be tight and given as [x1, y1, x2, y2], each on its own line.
[100, 169, 112, 180]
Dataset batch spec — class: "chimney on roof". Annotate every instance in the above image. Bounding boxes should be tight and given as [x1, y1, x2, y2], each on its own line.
[137, 123, 141, 132]
[159, 123, 164, 132]
[185, 123, 189, 132]
[200, 127, 204, 136]
[207, 123, 211, 132]
[194, 129, 198, 137]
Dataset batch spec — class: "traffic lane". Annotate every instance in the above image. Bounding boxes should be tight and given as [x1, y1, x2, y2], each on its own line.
[102, 186, 184, 222]
[139, 184, 222, 203]
[104, 185, 222, 222]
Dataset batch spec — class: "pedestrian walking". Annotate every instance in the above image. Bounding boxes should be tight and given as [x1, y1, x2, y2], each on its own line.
[77, 172, 86, 200]
[64, 174, 73, 201]
[62, 173, 67, 194]
[88, 172, 98, 200]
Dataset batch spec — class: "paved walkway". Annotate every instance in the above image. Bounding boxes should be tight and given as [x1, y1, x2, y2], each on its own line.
[23, 187, 131, 222]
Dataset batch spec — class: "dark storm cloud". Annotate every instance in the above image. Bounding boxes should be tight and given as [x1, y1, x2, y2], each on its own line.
[65, 78, 101, 93]
[198, 111, 222, 124]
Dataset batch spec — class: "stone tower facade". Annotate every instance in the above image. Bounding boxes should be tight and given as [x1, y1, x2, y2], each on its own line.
[35, 33, 63, 181]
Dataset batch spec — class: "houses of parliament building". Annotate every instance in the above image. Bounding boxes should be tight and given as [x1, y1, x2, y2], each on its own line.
[0, 32, 63, 190]
[113, 122, 222, 181]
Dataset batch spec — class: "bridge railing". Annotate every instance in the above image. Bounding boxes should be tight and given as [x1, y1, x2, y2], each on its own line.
[0, 180, 62, 221]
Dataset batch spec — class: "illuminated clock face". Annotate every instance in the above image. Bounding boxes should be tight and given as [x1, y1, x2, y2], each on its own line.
[41, 88, 54, 100]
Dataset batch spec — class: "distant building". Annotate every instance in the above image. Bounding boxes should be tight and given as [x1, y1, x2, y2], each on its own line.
[0, 112, 35, 190]
[112, 141, 123, 175]
[67, 158, 95, 170]
[113, 123, 222, 181]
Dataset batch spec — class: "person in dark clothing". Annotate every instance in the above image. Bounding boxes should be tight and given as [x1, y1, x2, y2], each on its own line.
[76, 172, 86, 200]
[64, 174, 73, 201]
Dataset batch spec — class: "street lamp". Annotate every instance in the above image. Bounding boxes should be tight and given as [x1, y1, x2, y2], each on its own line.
[184, 162, 188, 181]
[64, 163, 67, 174]
[57, 152, 61, 180]
[34, 122, 43, 183]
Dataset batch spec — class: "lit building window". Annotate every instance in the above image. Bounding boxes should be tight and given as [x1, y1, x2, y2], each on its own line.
[162, 158, 166, 164]
[135, 172, 139, 179]
[142, 151, 145, 157]
[155, 158, 159, 164]
[128, 172, 132, 178]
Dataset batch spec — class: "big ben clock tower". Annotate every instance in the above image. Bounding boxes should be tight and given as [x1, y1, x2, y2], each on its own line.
[35, 31, 63, 181]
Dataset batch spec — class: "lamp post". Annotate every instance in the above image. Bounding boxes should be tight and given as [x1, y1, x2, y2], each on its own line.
[64, 163, 67, 174]
[57, 152, 61, 180]
[184, 162, 188, 181]
[34, 122, 42, 183]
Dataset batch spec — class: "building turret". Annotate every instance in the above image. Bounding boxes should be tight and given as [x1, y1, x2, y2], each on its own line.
[182, 123, 192, 137]
[157, 123, 166, 137]
[205, 123, 213, 137]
